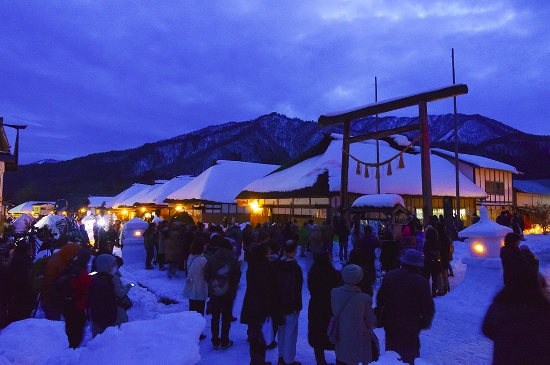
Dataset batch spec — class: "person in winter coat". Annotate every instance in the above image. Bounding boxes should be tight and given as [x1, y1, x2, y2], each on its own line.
[330, 264, 377, 365]
[97, 224, 117, 255]
[307, 252, 339, 365]
[165, 223, 183, 278]
[63, 247, 92, 348]
[298, 222, 310, 257]
[242, 224, 254, 262]
[336, 219, 350, 262]
[204, 238, 241, 350]
[355, 225, 378, 284]
[422, 227, 443, 297]
[320, 219, 335, 255]
[183, 237, 208, 340]
[309, 225, 323, 258]
[112, 256, 132, 327]
[41, 242, 81, 320]
[241, 243, 283, 365]
[157, 220, 170, 271]
[143, 223, 156, 270]
[436, 223, 452, 294]
[5, 241, 36, 324]
[345, 248, 373, 297]
[276, 240, 303, 365]
[482, 249, 550, 365]
[376, 249, 435, 365]
[88, 254, 118, 338]
[500, 232, 530, 289]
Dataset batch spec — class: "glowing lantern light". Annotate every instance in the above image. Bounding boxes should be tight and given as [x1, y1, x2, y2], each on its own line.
[175, 205, 183, 212]
[134, 231, 142, 237]
[473, 244, 485, 254]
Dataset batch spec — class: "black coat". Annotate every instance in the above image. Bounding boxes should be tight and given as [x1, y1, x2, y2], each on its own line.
[376, 266, 435, 351]
[307, 263, 339, 349]
[277, 258, 303, 315]
[240, 258, 283, 326]
[482, 287, 550, 365]
[88, 272, 117, 328]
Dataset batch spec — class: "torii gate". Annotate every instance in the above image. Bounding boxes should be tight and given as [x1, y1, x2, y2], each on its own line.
[318, 84, 468, 224]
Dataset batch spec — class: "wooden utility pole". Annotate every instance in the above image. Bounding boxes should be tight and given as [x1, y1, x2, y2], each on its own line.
[340, 121, 351, 214]
[452, 48, 461, 227]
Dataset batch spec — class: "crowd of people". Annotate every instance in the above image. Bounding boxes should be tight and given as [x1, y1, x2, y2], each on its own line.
[1, 211, 549, 365]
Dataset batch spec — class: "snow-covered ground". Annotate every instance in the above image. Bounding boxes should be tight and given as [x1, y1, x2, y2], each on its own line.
[1, 234, 550, 365]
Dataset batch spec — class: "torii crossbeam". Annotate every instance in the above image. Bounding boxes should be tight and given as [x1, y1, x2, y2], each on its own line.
[318, 83, 468, 224]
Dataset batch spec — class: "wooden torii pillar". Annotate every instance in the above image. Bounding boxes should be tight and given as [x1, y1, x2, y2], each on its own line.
[318, 84, 468, 225]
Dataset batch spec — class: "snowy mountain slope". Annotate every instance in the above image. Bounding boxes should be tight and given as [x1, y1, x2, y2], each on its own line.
[4, 112, 549, 202]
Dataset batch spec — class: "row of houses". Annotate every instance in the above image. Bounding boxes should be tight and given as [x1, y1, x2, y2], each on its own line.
[9, 133, 550, 231]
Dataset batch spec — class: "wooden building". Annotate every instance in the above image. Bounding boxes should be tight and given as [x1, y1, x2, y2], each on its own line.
[237, 134, 487, 226]
[432, 149, 519, 221]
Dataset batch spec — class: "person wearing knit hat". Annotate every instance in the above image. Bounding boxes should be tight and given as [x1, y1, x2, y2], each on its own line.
[341, 264, 364, 285]
[376, 249, 434, 365]
[88, 254, 118, 338]
[331, 264, 377, 365]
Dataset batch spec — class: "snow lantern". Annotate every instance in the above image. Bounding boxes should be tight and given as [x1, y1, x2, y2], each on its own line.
[120, 217, 149, 246]
[458, 206, 512, 258]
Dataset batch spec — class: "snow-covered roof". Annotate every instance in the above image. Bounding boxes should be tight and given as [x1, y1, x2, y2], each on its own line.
[88, 196, 114, 208]
[121, 217, 149, 230]
[351, 194, 405, 208]
[9, 201, 54, 214]
[459, 206, 513, 238]
[431, 148, 519, 174]
[135, 175, 195, 205]
[513, 180, 550, 194]
[241, 135, 487, 198]
[166, 160, 279, 204]
[107, 184, 152, 209]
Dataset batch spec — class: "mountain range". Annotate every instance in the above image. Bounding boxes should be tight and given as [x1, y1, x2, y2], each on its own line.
[4, 112, 548, 204]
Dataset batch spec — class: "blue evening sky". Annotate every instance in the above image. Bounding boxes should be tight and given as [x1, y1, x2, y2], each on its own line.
[1, 1, 549, 164]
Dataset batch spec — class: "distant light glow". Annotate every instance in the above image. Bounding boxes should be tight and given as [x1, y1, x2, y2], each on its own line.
[134, 231, 142, 237]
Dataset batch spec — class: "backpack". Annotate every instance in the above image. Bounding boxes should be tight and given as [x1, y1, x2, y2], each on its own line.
[31, 256, 51, 292]
[51, 264, 80, 307]
[209, 263, 231, 297]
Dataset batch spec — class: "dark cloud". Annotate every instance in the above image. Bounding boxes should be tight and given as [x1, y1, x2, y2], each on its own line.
[1, 0, 549, 164]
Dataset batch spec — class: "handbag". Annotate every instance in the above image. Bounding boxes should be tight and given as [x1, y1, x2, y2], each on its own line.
[261, 316, 274, 345]
[327, 294, 354, 344]
[116, 295, 133, 310]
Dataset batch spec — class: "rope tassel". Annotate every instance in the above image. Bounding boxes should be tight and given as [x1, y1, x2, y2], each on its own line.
[364, 166, 369, 178]
[375, 166, 380, 179]
[387, 162, 392, 176]
[356, 161, 362, 175]
[398, 153, 405, 169]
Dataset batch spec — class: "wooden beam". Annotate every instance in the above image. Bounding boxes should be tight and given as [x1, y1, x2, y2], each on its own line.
[419, 101, 433, 224]
[318, 83, 468, 127]
[348, 124, 420, 144]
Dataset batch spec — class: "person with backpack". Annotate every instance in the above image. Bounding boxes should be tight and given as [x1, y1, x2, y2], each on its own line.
[204, 238, 241, 350]
[61, 247, 92, 348]
[41, 242, 81, 320]
[276, 240, 303, 365]
[88, 254, 118, 338]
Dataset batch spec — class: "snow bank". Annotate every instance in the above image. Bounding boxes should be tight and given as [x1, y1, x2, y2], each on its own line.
[0, 313, 205, 365]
